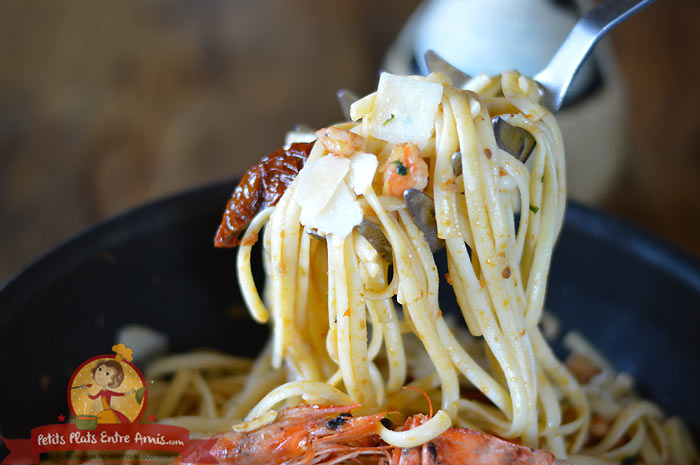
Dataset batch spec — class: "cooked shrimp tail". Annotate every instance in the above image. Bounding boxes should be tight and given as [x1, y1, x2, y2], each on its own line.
[209, 404, 386, 465]
[428, 427, 555, 465]
[176, 404, 562, 465]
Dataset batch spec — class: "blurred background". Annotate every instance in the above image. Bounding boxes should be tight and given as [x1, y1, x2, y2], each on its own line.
[1, 0, 699, 284]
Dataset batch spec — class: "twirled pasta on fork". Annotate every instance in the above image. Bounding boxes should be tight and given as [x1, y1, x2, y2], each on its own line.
[142, 71, 698, 465]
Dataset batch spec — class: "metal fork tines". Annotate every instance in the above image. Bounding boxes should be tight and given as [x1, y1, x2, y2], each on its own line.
[307, 220, 393, 263]
[404, 189, 444, 253]
[424, 50, 472, 88]
[332, 0, 656, 257]
[426, 50, 537, 164]
[424, 0, 655, 164]
[337, 89, 359, 121]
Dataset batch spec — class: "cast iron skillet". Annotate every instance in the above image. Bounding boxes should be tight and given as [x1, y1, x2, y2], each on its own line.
[0, 179, 698, 442]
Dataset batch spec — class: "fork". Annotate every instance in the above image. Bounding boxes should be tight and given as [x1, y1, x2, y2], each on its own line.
[336, 0, 655, 257]
[426, 0, 656, 164]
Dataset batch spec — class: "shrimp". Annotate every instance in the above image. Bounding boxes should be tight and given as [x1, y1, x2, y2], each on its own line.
[316, 127, 365, 157]
[178, 404, 388, 465]
[382, 142, 429, 197]
[386, 413, 556, 465]
[176, 404, 566, 465]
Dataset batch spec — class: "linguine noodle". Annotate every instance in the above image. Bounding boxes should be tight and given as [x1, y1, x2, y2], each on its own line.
[141, 72, 698, 465]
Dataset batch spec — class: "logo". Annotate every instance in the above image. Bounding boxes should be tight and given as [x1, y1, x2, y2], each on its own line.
[0, 345, 217, 465]
[68, 344, 147, 429]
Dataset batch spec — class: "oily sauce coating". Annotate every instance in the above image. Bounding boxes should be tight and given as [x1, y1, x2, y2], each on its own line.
[214, 142, 314, 247]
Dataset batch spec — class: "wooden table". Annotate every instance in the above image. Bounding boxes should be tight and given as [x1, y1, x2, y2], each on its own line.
[1, 0, 699, 284]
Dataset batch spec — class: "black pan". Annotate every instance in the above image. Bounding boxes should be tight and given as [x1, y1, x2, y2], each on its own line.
[1, 179, 698, 442]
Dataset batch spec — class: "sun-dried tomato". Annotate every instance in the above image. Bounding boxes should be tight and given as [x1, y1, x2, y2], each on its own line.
[214, 141, 314, 247]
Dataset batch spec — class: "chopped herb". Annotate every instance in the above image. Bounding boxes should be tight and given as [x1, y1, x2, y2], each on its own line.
[541, 175, 544, 183]
[621, 455, 639, 465]
[383, 113, 395, 126]
[529, 205, 539, 214]
[393, 160, 407, 176]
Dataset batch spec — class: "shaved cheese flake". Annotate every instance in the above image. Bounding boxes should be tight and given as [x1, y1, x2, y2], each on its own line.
[349, 92, 376, 121]
[369, 73, 443, 148]
[297, 156, 350, 225]
[348, 152, 378, 195]
[311, 183, 363, 238]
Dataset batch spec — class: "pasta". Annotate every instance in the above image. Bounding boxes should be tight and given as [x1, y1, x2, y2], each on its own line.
[143, 71, 699, 465]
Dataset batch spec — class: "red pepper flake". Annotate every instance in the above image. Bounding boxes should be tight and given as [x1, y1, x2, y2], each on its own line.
[502, 267, 511, 279]
[498, 168, 507, 177]
[343, 308, 351, 318]
[484, 148, 492, 159]
[443, 178, 458, 192]
[445, 273, 454, 286]
[241, 231, 259, 247]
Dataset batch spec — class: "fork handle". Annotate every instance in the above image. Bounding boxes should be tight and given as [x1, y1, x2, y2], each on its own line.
[535, 0, 656, 112]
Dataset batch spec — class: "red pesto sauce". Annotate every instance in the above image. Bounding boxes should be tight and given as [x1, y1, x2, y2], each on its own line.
[214, 142, 314, 248]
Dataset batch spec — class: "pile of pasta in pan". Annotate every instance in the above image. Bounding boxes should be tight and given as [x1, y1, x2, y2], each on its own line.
[144, 72, 698, 465]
